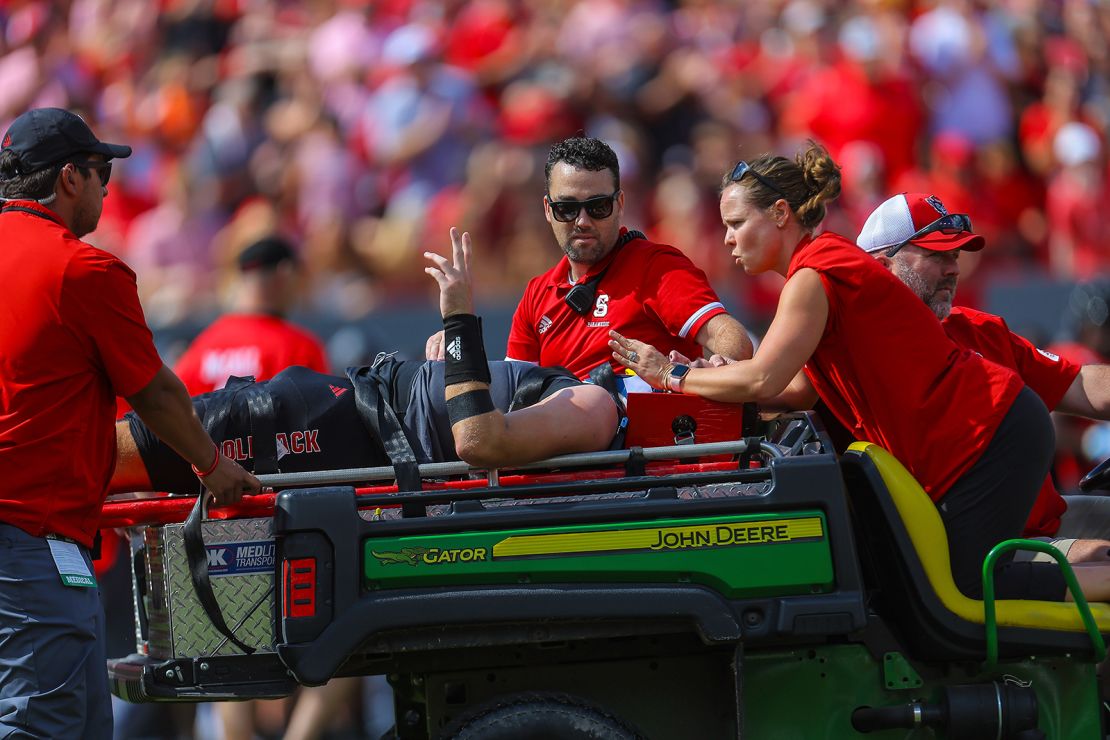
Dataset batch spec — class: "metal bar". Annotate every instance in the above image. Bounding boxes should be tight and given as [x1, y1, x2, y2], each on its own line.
[982, 538, 1106, 666]
[255, 439, 761, 488]
[355, 467, 770, 508]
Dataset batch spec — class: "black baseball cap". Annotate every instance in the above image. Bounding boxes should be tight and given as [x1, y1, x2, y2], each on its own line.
[237, 236, 298, 272]
[1, 108, 131, 174]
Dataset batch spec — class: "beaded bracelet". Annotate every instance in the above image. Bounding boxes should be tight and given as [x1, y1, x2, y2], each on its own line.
[191, 444, 221, 478]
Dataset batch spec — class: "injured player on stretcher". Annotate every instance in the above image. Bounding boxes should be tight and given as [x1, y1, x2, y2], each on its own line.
[109, 360, 623, 495]
[110, 229, 623, 496]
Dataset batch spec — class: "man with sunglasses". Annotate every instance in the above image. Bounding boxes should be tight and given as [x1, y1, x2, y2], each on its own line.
[0, 108, 261, 739]
[501, 136, 752, 380]
[857, 192, 1110, 563]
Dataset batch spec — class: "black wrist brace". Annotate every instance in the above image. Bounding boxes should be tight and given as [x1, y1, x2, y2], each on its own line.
[443, 313, 491, 385]
[447, 389, 496, 426]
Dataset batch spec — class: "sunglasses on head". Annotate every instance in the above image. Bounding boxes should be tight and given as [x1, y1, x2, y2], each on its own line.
[546, 191, 620, 223]
[884, 213, 973, 258]
[69, 157, 112, 186]
[728, 160, 789, 201]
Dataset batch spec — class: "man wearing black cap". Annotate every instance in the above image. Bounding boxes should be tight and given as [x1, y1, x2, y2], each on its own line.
[0, 108, 261, 739]
[174, 235, 328, 395]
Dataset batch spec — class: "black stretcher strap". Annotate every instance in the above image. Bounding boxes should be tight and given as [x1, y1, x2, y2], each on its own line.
[181, 375, 263, 655]
[183, 494, 256, 654]
[243, 383, 278, 474]
[587, 363, 629, 450]
[346, 364, 422, 495]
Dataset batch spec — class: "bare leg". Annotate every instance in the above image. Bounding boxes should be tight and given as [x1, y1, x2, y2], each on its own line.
[283, 678, 361, 740]
[216, 701, 254, 740]
[1067, 539, 1110, 564]
[1065, 562, 1110, 602]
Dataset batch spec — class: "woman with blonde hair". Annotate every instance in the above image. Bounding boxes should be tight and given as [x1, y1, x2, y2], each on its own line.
[609, 141, 1099, 603]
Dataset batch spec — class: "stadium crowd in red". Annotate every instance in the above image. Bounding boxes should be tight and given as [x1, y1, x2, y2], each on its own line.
[7, 1, 1110, 736]
[1, 0, 1107, 328]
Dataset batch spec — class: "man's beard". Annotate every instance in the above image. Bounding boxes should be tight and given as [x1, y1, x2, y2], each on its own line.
[71, 200, 100, 238]
[894, 262, 956, 320]
[561, 231, 610, 264]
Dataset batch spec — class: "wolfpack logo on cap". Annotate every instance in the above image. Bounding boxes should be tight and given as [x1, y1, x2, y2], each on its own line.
[925, 195, 948, 216]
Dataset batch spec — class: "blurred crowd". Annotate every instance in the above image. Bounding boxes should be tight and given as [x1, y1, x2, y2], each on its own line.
[8, 1, 1110, 736]
[3, 0, 1110, 336]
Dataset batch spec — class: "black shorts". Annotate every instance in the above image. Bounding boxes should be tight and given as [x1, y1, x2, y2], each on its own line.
[938, 386, 1060, 600]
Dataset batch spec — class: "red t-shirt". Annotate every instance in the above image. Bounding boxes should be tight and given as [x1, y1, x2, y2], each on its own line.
[174, 314, 328, 395]
[943, 307, 1081, 536]
[506, 229, 728, 379]
[0, 201, 163, 546]
[790, 233, 1025, 501]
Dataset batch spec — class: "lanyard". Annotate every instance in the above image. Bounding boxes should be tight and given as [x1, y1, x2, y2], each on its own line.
[1, 204, 62, 225]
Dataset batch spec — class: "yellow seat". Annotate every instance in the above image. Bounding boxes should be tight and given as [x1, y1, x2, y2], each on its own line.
[848, 441, 1110, 633]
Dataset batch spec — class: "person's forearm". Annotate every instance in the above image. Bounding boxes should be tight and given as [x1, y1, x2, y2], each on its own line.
[446, 380, 512, 467]
[697, 314, 754, 361]
[1058, 365, 1110, 420]
[125, 365, 216, 470]
[758, 370, 818, 411]
[679, 359, 788, 403]
[448, 383, 615, 468]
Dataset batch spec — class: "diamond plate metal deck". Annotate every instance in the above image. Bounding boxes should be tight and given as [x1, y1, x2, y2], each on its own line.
[144, 517, 276, 658]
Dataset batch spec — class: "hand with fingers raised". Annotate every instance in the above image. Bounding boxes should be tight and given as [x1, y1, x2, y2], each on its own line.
[424, 227, 475, 319]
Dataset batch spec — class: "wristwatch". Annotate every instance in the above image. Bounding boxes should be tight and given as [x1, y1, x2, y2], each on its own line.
[666, 363, 690, 393]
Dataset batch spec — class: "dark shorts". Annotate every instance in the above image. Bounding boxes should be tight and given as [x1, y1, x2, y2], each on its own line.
[0, 523, 112, 739]
[938, 386, 1061, 600]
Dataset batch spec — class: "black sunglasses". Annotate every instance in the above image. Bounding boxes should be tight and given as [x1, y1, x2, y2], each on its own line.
[547, 191, 620, 223]
[884, 213, 973, 258]
[70, 158, 112, 186]
[729, 160, 789, 201]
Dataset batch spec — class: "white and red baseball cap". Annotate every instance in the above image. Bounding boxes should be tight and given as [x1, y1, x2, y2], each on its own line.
[856, 192, 984, 254]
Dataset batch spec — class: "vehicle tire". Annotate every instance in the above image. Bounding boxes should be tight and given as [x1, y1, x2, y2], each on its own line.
[439, 691, 645, 740]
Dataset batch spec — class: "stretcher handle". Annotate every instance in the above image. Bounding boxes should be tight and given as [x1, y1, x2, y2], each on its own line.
[252, 439, 777, 488]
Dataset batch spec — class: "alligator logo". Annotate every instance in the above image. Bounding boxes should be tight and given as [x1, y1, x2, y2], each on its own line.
[371, 547, 429, 566]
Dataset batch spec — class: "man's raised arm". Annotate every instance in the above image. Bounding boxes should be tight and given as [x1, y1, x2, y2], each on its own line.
[424, 228, 617, 468]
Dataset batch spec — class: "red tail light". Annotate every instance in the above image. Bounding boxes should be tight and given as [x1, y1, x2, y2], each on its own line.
[283, 558, 317, 618]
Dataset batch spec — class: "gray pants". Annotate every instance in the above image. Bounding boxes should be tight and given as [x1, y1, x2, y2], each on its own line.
[0, 524, 112, 739]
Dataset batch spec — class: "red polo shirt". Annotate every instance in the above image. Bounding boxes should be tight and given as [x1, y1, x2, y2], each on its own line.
[0, 201, 162, 547]
[174, 314, 328, 394]
[506, 229, 728, 379]
[943, 306, 1081, 535]
[791, 233, 1024, 500]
